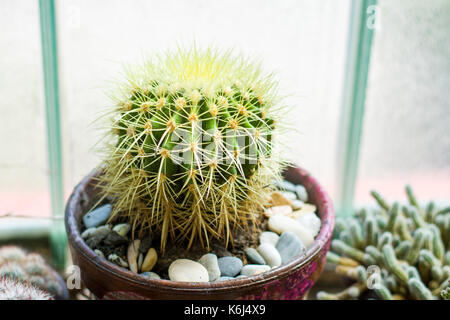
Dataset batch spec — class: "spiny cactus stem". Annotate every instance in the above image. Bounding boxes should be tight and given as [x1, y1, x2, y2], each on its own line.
[374, 284, 393, 300]
[382, 245, 409, 286]
[331, 240, 366, 263]
[408, 278, 435, 300]
[317, 282, 366, 300]
[370, 190, 390, 213]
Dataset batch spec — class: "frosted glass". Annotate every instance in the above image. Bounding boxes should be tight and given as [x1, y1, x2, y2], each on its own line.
[0, 0, 51, 217]
[55, 0, 351, 201]
[356, 0, 450, 205]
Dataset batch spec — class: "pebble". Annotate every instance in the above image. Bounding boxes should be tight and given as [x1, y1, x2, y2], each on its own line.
[83, 204, 112, 229]
[215, 276, 234, 282]
[217, 256, 243, 277]
[296, 212, 321, 237]
[85, 225, 112, 248]
[274, 180, 297, 193]
[257, 243, 282, 267]
[103, 231, 128, 247]
[264, 205, 292, 218]
[168, 259, 209, 282]
[112, 223, 131, 237]
[268, 215, 314, 248]
[141, 248, 158, 272]
[291, 200, 305, 210]
[81, 227, 97, 239]
[259, 231, 279, 247]
[295, 185, 308, 202]
[141, 271, 161, 280]
[291, 204, 317, 219]
[280, 191, 297, 201]
[198, 253, 221, 282]
[94, 249, 105, 259]
[127, 240, 141, 273]
[108, 253, 128, 268]
[275, 231, 304, 264]
[245, 248, 266, 265]
[270, 192, 293, 206]
[240, 264, 271, 276]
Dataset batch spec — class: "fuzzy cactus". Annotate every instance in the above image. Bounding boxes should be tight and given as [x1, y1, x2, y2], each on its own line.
[0, 277, 52, 300]
[0, 246, 67, 299]
[318, 185, 450, 300]
[96, 47, 285, 251]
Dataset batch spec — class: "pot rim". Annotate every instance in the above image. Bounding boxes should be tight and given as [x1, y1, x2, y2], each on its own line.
[65, 165, 334, 293]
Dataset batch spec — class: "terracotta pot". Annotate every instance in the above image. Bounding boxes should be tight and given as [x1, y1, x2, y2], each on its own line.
[65, 165, 334, 300]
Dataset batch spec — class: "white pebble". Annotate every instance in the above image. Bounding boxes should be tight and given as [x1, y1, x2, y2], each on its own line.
[291, 200, 305, 210]
[259, 231, 279, 247]
[240, 264, 271, 276]
[257, 243, 282, 267]
[296, 212, 321, 237]
[268, 215, 314, 248]
[264, 205, 292, 218]
[169, 259, 209, 282]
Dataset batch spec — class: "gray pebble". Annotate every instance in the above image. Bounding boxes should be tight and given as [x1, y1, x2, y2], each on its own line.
[141, 271, 161, 280]
[295, 185, 308, 202]
[217, 256, 243, 277]
[198, 253, 221, 282]
[103, 231, 128, 246]
[83, 204, 112, 229]
[244, 248, 266, 265]
[275, 231, 305, 264]
[85, 225, 112, 248]
[240, 264, 271, 276]
[108, 253, 128, 268]
[81, 227, 97, 239]
[215, 276, 235, 282]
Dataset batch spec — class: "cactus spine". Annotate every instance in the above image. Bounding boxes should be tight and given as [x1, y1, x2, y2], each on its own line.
[97, 47, 284, 251]
[0, 246, 66, 299]
[318, 186, 450, 300]
[0, 277, 52, 300]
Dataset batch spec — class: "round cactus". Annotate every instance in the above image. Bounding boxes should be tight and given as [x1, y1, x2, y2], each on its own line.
[0, 277, 52, 300]
[0, 246, 67, 299]
[98, 47, 285, 250]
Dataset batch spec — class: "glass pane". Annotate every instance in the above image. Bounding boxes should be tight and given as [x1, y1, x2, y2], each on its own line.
[0, 0, 51, 217]
[356, 0, 450, 205]
[56, 0, 351, 201]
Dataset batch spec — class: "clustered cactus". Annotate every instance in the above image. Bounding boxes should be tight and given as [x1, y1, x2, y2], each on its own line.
[97, 47, 285, 251]
[317, 186, 450, 300]
[0, 246, 65, 299]
[0, 277, 52, 300]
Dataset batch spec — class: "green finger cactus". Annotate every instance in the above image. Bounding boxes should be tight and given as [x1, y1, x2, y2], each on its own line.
[96, 47, 285, 251]
[318, 185, 450, 300]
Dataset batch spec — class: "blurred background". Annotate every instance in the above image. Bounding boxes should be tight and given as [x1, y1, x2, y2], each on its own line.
[0, 0, 449, 241]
